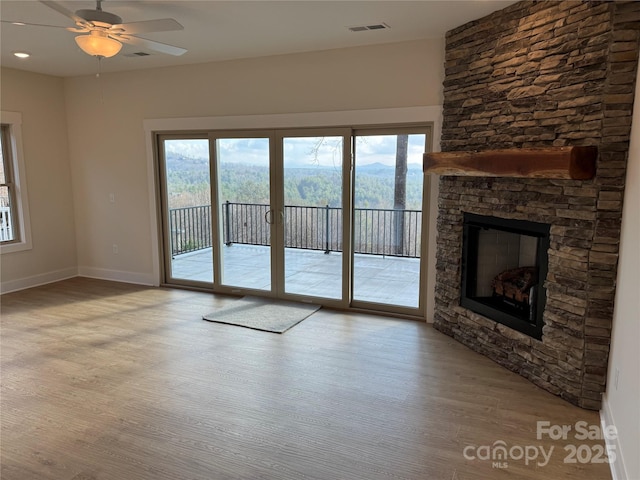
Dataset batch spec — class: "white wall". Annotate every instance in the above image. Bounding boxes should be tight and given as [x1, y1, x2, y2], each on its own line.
[0, 68, 77, 292]
[602, 64, 640, 480]
[62, 38, 444, 285]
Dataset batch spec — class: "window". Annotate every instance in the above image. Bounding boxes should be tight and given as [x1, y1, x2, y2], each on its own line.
[1, 125, 17, 243]
[0, 112, 32, 253]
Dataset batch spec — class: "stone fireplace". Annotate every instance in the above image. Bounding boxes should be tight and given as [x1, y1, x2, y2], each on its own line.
[432, 1, 640, 409]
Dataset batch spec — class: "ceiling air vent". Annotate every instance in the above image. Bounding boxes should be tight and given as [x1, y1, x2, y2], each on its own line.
[347, 23, 390, 32]
[124, 51, 151, 57]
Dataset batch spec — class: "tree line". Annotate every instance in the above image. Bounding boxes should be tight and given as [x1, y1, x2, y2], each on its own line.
[166, 156, 423, 211]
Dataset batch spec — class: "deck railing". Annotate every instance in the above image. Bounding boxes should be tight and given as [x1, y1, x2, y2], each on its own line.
[0, 204, 13, 242]
[169, 202, 421, 258]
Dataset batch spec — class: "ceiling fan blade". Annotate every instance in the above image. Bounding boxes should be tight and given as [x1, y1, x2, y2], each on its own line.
[111, 18, 183, 35]
[117, 35, 187, 56]
[39, 0, 92, 28]
[1, 19, 70, 29]
[67, 27, 90, 34]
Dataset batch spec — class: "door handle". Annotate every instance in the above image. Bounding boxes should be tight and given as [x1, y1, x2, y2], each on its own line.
[264, 209, 284, 225]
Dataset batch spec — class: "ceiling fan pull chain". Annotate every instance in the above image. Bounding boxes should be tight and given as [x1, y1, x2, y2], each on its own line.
[95, 56, 106, 107]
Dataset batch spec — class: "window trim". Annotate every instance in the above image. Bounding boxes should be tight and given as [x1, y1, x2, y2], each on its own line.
[0, 111, 32, 254]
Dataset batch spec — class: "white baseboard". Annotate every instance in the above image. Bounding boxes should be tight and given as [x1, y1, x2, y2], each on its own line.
[77, 266, 158, 286]
[601, 396, 627, 480]
[0, 267, 78, 294]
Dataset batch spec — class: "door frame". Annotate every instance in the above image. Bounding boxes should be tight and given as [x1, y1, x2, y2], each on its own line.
[349, 126, 433, 317]
[147, 107, 441, 319]
[208, 129, 278, 298]
[207, 128, 352, 308]
[156, 132, 212, 288]
[274, 128, 352, 309]
[156, 125, 432, 316]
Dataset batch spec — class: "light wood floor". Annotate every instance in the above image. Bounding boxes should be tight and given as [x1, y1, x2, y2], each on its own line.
[1, 278, 611, 480]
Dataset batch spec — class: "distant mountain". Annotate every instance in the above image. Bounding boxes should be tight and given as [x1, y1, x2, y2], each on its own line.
[358, 162, 422, 171]
[166, 153, 421, 173]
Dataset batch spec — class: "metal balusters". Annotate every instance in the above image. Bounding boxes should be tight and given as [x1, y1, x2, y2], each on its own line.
[169, 203, 421, 258]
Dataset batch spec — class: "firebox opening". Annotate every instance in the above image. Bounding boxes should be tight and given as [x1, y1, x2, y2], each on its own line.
[460, 213, 550, 340]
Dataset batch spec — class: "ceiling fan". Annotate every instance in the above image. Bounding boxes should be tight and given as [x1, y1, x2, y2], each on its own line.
[4, 0, 187, 58]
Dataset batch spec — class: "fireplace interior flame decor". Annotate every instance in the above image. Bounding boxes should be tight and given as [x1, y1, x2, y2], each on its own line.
[460, 213, 550, 340]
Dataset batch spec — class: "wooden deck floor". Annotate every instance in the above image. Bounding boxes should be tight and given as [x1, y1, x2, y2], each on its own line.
[1, 278, 611, 480]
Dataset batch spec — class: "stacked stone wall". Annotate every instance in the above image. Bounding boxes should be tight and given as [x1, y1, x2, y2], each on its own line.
[434, 0, 640, 409]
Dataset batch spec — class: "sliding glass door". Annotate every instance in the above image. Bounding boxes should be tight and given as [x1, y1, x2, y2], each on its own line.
[212, 134, 273, 292]
[352, 128, 429, 310]
[208, 129, 351, 305]
[158, 125, 430, 315]
[159, 135, 214, 285]
[279, 131, 350, 301]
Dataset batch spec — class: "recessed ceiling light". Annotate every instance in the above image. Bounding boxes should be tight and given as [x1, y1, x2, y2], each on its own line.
[13, 52, 30, 59]
[12, 22, 26, 26]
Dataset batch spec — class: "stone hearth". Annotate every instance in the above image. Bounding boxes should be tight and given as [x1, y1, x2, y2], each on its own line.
[433, 1, 640, 409]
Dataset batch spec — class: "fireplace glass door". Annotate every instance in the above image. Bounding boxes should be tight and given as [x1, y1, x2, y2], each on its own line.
[461, 213, 550, 339]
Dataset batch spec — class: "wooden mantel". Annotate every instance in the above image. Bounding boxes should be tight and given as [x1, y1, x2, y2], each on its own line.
[423, 146, 597, 180]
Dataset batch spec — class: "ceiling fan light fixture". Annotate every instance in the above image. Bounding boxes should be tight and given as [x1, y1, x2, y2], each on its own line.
[75, 30, 121, 58]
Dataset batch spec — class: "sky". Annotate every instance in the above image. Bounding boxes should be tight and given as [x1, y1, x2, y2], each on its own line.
[164, 134, 427, 167]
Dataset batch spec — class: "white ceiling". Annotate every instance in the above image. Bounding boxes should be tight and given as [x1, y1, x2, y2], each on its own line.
[1, 1, 516, 78]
